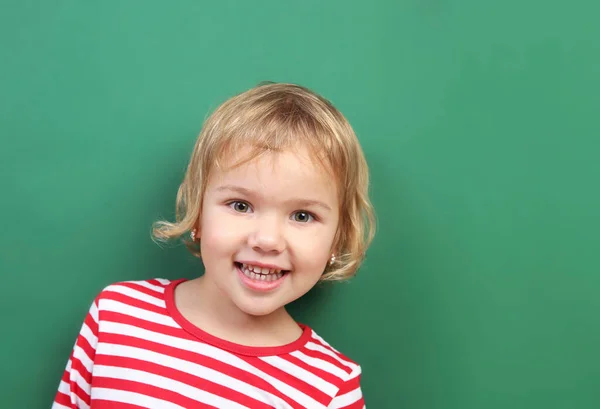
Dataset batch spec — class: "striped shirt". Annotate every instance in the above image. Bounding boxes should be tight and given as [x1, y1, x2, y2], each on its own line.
[52, 279, 365, 409]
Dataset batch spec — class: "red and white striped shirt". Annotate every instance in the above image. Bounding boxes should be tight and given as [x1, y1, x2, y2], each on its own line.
[52, 279, 365, 409]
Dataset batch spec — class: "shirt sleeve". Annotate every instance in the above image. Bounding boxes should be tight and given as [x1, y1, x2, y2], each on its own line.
[328, 366, 366, 409]
[51, 298, 100, 409]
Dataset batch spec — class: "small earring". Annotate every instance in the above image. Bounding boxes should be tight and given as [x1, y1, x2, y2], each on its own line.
[190, 229, 197, 241]
[329, 254, 335, 266]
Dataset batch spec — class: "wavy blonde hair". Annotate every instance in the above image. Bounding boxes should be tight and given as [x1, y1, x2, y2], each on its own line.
[152, 82, 375, 281]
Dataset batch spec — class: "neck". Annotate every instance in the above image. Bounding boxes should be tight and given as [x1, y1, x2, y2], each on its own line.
[175, 275, 301, 347]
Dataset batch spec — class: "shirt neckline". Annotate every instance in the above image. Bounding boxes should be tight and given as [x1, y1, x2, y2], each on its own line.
[164, 278, 313, 356]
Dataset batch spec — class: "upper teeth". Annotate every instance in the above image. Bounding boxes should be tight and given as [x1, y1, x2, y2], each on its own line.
[242, 263, 282, 275]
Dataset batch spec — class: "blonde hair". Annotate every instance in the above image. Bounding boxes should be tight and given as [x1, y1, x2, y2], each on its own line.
[152, 82, 375, 281]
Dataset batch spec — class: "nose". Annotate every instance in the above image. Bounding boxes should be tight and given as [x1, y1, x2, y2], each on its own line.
[248, 213, 286, 254]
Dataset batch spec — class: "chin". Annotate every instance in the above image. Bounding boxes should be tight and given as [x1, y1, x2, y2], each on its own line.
[235, 301, 284, 317]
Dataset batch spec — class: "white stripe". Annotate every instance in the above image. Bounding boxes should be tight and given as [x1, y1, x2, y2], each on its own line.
[311, 331, 340, 353]
[96, 341, 292, 409]
[100, 322, 322, 408]
[101, 299, 177, 327]
[305, 342, 356, 371]
[57, 380, 70, 395]
[309, 333, 358, 370]
[51, 403, 71, 409]
[89, 301, 99, 323]
[75, 400, 90, 409]
[289, 350, 348, 379]
[328, 386, 362, 409]
[105, 284, 165, 307]
[73, 344, 94, 374]
[260, 356, 337, 396]
[92, 388, 185, 409]
[63, 368, 90, 409]
[70, 368, 91, 398]
[94, 365, 250, 408]
[154, 278, 171, 285]
[80, 322, 98, 351]
[128, 280, 167, 294]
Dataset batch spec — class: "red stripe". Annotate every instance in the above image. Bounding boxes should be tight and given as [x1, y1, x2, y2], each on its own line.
[86, 302, 99, 335]
[100, 291, 168, 316]
[146, 279, 169, 288]
[71, 355, 92, 385]
[93, 377, 218, 408]
[53, 391, 74, 408]
[299, 346, 353, 375]
[281, 353, 343, 385]
[60, 367, 71, 384]
[91, 400, 148, 409]
[71, 379, 91, 406]
[94, 355, 275, 409]
[309, 335, 357, 370]
[331, 372, 363, 409]
[76, 320, 96, 359]
[100, 310, 188, 338]
[243, 355, 330, 405]
[338, 372, 361, 394]
[309, 334, 358, 362]
[76, 336, 95, 370]
[112, 281, 166, 298]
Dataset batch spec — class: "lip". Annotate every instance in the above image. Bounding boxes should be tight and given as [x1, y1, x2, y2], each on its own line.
[235, 263, 288, 292]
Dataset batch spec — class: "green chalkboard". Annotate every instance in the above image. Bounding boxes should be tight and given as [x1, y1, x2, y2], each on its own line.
[1, 1, 599, 408]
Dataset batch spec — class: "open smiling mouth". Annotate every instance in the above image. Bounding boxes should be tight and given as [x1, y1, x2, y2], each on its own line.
[234, 262, 290, 282]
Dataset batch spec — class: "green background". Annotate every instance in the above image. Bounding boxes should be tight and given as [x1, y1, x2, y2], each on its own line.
[1, 1, 599, 408]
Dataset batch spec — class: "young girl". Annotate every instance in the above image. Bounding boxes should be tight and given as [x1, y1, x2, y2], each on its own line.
[52, 82, 376, 409]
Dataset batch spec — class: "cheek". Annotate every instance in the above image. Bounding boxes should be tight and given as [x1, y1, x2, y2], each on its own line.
[199, 211, 241, 259]
[292, 229, 336, 271]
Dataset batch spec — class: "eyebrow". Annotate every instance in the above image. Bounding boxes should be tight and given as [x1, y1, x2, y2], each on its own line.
[215, 184, 332, 211]
[216, 185, 253, 195]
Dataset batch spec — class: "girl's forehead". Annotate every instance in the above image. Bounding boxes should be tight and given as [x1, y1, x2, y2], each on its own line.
[207, 147, 339, 196]
[215, 146, 336, 180]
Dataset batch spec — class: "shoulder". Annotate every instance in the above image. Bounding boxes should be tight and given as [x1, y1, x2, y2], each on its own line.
[97, 278, 174, 294]
[303, 326, 362, 382]
[93, 278, 176, 309]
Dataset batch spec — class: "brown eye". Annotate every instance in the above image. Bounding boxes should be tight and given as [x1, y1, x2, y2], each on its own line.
[292, 211, 313, 223]
[230, 201, 251, 213]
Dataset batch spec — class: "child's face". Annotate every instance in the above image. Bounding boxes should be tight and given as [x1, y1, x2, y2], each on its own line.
[198, 146, 340, 317]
